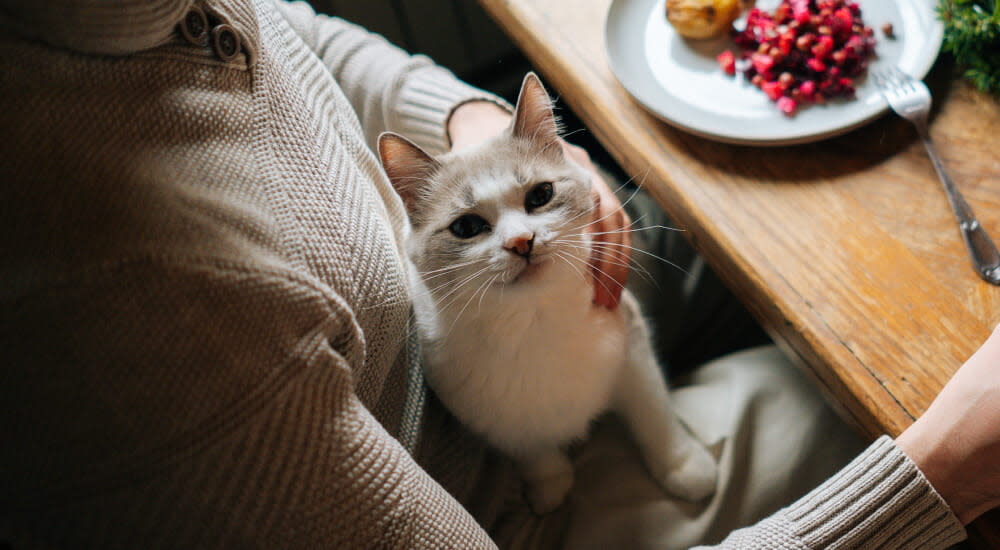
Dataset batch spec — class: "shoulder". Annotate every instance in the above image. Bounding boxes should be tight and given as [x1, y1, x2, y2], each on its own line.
[0, 0, 190, 54]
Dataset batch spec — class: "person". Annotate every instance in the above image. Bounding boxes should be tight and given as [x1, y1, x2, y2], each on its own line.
[0, 0, 994, 548]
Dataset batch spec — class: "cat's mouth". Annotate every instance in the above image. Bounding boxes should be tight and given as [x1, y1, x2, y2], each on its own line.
[512, 256, 549, 283]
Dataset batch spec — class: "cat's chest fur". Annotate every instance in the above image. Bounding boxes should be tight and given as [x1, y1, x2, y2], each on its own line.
[417, 261, 626, 456]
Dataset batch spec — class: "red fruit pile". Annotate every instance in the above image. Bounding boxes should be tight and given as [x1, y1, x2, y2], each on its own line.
[716, 0, 877, 116]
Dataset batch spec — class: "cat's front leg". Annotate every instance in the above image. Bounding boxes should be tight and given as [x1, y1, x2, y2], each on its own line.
[613, 292, 718, 502]
[516, 448, 574, 515]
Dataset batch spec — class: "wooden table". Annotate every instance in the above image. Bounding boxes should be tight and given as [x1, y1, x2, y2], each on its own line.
[477, 0, 1000, 545]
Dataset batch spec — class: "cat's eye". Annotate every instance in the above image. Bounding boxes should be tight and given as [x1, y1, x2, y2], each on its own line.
[525, 182, 554, 212]
[449, 214, 490, 239]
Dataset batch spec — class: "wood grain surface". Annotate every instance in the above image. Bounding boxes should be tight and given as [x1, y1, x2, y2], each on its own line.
[477, 0, 1000, 544]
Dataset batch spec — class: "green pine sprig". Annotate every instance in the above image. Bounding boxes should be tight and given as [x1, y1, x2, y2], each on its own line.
[938, 0, 1000, 94]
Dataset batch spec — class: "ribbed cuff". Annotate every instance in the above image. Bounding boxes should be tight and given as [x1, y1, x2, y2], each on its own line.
[393, 62, 513, 155]
[783, 435, 966, 549]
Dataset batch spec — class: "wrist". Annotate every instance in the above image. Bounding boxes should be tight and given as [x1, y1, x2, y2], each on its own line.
[896, 418, 993, 525]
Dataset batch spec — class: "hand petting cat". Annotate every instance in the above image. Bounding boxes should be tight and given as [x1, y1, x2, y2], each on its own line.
[447, 99, 632, 309]
[561, 140, 632, 309]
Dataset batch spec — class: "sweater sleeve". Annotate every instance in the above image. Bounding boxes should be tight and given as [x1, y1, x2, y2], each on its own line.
[1, 260, 496, 549]
[272, 0, 512, 155]
[697, 436, 966, 549]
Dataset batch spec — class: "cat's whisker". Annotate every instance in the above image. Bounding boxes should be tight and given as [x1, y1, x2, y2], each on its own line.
[556, 211, 649, 242]
[565, 168, 648, 230]
[558, 178, 648, 231]
[444, 272, 500, 339]
[419, 260, 484, 283]
[583, 247, 658, 285]
[580, 223, 684, 238]
[433, 272, 491, 309]
[551, 236, 686, 278]
[585, 241, 690, 276]
[554, 176, 645, 233]
[419, 258, 481, 274]
[552, 245, 636, 284]
[434, 264, 502, 313]
[553, 207, 597, 233]
[563, 182, 644, 234]
[614, 168, 647, 195]
[476, 274, 499, 314]
[431, 265, 493, 308]
[550, 241, 656, 286]
[550, 241, 633, 271]
[588, 261, 628, 293]
[420, 263, 477, 279]
[424, 268, 479, 297]
[580, 259, 621, 299]
[552, 247, 622, 297]
[552, 250, 590, 287]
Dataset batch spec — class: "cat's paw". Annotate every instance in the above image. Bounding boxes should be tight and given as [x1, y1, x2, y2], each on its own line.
[524, 467, 574, 515]
[648, 442, 717, 502]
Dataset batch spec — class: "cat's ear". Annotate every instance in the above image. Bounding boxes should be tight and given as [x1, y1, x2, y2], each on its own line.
[511, 72, 561, 149]
[378, 132, 440, 213]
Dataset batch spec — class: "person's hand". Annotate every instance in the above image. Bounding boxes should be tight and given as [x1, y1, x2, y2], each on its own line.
[447, 101, 632, 309]
[560, 141, 631, 309]
[896, 324, 1000, 525]
[447, 101, 512, 152]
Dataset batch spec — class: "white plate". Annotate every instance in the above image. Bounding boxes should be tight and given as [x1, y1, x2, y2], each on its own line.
[605, 0, 944, 145]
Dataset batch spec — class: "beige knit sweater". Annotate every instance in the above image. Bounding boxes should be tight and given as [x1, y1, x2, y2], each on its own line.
[0, 1, 966, 548]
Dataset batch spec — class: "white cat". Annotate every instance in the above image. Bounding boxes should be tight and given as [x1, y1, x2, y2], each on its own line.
[378, 73, 717, 514]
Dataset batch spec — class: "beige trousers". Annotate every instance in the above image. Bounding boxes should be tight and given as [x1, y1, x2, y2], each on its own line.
[493, 346, 866, 549]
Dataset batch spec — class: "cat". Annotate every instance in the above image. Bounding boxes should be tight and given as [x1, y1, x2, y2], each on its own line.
[377, 73, 717, 514]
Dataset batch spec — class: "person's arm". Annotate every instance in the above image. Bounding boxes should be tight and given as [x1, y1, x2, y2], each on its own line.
[1, 261, 496, 548]
[895, 323, 1000, 525]
[697, 436, 965, 548]
[273, 0, 509, 156]
[697, 325, 1000, 548]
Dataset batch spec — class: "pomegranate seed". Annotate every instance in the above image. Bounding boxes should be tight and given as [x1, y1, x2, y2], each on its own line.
[752, 53, 776, 73]
[813, 35, 835, 57]
[807, 57, 827, 72]
[776, 96, 798, 115]
[775, 4, 791, 22]
[717, 50, 737, 75]
[762, 80, 784, 100]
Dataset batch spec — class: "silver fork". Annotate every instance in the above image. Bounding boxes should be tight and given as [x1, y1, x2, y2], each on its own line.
[872, 66, 1000, 285]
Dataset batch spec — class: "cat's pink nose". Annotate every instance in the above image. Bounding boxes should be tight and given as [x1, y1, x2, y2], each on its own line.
[504, 234, 534, 258]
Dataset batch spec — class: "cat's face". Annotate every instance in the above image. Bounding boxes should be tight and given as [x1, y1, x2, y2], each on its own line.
[379, 73, 595, 305]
